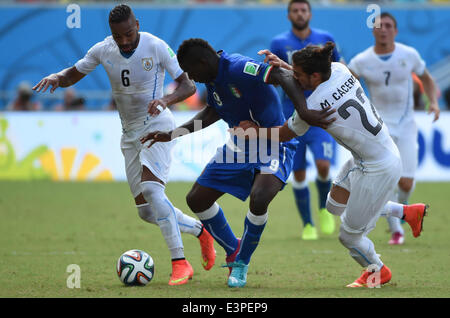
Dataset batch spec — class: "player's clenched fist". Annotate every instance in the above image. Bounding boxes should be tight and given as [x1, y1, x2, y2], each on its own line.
[33, 74, 60, 93]
[140, 131, 172, 148]
[148, 99, 167, 117]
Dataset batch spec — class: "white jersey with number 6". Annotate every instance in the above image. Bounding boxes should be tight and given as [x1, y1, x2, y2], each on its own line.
[75, 31, 184, 196]
[288, 62, 400, 170]
[348, 42, 426, 130]
[75, 32, 183, 131]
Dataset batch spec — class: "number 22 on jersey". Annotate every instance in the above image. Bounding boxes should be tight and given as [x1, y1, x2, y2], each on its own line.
[337, 87, 383, 136]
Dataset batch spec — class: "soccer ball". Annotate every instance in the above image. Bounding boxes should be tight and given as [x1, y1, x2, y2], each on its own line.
[116, 249, 154, 286]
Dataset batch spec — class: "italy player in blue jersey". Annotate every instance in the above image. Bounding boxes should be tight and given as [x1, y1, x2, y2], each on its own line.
[270, 0, 343, 240]
[140, 38, 334, 288]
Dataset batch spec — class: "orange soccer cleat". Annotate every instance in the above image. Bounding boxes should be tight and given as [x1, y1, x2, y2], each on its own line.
[403, 204, 428, 238]
[198, 227, 216, 271]
[346, 265, 392, 288]
[168, 259, 194, 286]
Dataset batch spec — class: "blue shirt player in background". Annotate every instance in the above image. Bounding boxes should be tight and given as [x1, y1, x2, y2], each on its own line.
[140, 38, 334, 288]
[270, 0, 343, 240]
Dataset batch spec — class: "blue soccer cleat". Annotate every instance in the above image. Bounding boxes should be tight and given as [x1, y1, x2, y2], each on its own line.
[227, 260, 248, 288]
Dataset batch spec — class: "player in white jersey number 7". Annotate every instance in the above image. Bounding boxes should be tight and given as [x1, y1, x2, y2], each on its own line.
[348, 12, 439, 245]
[234, 42, 428, 288]
[32, 4, 216, 286]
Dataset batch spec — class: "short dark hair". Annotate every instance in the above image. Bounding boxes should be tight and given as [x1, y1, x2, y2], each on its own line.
[109, 4, 132, 24]
[288, 0, 311, 12]
[380, 12, 397, 28]
[292, 41, 335, 77]
[177, 38, 216, 67]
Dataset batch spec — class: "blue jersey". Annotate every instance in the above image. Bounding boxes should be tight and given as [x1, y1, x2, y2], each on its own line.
[206, 51, 286, 129]
[271, 28, 341, 117]
[196, 51, 297, 201]
[205, 51, 296, 161]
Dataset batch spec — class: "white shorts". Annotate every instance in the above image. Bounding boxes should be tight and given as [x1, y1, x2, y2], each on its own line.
[334, 157, 402, 235]
[386, 119, 418, 179]
[120, 109, 176, 198]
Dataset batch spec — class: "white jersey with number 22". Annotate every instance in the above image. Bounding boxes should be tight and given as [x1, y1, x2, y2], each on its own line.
[288, 62, 400, 170]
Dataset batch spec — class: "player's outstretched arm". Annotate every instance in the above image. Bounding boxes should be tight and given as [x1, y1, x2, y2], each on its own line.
[419, 69, 440, 122]
[231, 120, 297, 142]
[32, 66, 86, 93]
[148, 72, 196, 116]
[266, 67, 335, 129]
[140, 104, 221, 148]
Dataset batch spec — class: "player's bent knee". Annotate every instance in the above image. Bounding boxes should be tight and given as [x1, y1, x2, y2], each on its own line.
[316, 160, 330, 179]
[186, 189, 210, 213]
[293, 170, 306, 182]
[398, 178, 414, 193]
[137, 203, 157, 224]
[249, 188, 275, 214]
[326, 193, 346, 216]
[141, 180, 164, 198]
[140, 181, 170, 218]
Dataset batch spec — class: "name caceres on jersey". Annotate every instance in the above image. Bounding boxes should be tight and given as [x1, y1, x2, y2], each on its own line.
[288, 62, 400, 169]
[75, 32, 183, 131]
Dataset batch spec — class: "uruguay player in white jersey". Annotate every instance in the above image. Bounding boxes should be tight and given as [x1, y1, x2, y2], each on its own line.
[237, 42, 428, 287]
[348, 12, 439, 245]
[32, 4, 216, 286]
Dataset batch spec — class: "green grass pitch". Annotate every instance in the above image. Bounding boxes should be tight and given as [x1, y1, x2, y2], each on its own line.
[1, 181, 449, 298]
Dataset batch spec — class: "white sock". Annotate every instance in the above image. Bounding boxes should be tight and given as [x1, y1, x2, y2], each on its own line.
[349, 236, 383, 271]
[381, 201, 405, 235]
[316, 173, 330, 182]
[174, 207, 203, 237]
[340, 231, 383, 270]
[291, 178, 308, 190]
[137, 203, 202, 237]
[196, 202, 220, 220]
[140, 181, 184, 260]
[246, 210, 268, 225]
[382, 201, 404, 219]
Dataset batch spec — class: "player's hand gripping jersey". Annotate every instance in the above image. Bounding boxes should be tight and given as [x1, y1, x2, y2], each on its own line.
[75, 32, 183, 131]
[288, 63, 400, 170]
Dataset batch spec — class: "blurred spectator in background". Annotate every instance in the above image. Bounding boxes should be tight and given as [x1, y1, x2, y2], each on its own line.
[53, 88, 76, 111]
[7, 81, 41, 111]
[66, 96, 85, 110]
[412, 72, 427, 110]
[53, 88, 86, 111]
[103, 96, 117, 111]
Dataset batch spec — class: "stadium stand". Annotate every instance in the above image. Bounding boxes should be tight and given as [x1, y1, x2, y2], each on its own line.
[1, 0, 448, 111]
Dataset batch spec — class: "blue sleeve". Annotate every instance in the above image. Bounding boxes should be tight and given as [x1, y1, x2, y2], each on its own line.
[229, 55, 275, 85]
